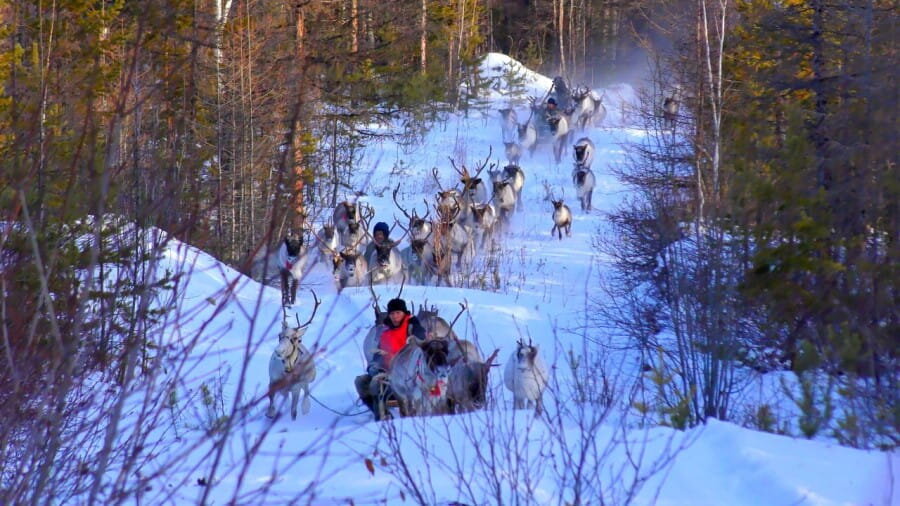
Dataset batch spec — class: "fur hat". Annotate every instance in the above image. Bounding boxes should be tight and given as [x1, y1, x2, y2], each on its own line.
[373, 221, 390, 237]
[386, 298, 408, 313]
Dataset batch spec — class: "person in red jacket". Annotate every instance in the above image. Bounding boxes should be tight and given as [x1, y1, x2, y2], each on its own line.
[355, 298, 427, 420]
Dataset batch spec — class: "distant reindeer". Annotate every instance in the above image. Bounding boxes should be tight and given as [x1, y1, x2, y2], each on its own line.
[451, 154, 491, 207]
[572, 137, 595, 171]
[591, 91, 607, 127]
[471, 203, 498, 249]
[341, 221, 369, 252]
[572, 166, 596, 212]
[504, 142, 522, 166]
[332, 200, 360, 238]
[663, 85, 681, 130]
[400, 235, 439, 285]
[502, 164, 526, 212]
[492, 180, 517, 227]
[333, 246, 369, 289]
[517, 121, 538, 157]
[278, 230, 308, 306]
[504, 339, 548, 413]
[550, 198, 573, 240]
[267, 293, 321, 420]
[547, 114, 571, 164]
[569, 87, 597, 131]
[367, 238, 406, 285]
[393, 185, 432, 243]
[313, 221, 339, 267]
[498, 107, 519, 143]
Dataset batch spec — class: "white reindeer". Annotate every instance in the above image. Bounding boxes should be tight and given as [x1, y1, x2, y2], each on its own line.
[572, 137, 595, 171]
[267, 293, 321, 420]
[548, 114, 571, 164]
[504, 142, 522, 166]
[572, 166, 596, 212]
[499, 108, 519, 143]
[504, 340, 548, 413]
[591, 91, 607, 127]
[517, 121, 538, 158]
[551, 198, 573, 240]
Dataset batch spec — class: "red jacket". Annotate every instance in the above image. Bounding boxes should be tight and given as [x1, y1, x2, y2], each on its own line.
[379, 314, 411, 368]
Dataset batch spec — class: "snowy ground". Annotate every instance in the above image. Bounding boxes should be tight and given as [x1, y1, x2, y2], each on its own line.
[137, 54, 896, 505]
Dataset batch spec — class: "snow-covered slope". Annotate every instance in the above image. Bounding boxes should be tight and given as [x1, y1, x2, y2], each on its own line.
[133, 56, 896, 505]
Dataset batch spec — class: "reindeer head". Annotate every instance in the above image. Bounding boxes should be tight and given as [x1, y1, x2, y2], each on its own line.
[339, 248, 363, 275]
[284, 231, 303, 257]
[321, 222, 335, 240]
[551, 199, 566, 211]
[573, 144, 588, 163]
[493, 180, 511, 194]
[502, 164, 520, 180]
[372, 240, 397, 269]
[341, 201, 358, 221]
[276, 291, 321, 371]
[514, 340, 539, 368]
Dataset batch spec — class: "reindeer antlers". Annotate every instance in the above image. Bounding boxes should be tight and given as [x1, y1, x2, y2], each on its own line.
[449, 146, 494, 189]
[293, 290, 321, 328]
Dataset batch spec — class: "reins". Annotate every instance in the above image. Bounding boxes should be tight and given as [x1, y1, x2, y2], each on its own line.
[308, 393, 369, 417]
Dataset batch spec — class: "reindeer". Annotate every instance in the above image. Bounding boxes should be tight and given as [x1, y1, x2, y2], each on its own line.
[393, 185, 432, 243]
[313, 220, 339, 268]
[547, 114, 571, 164]
[663, 90, 681, 131]
[504, 142, 522, 166]
[334, 245, 369, 289]
[504, 339, 548, 413]
[502, 164, 526, 212]
[492, 180, 517, 227]
[451, 154, 491, 207]
[498, 107, 519, 143]
[367, 237, 406, 285]
[572, 165, 596, 212]
[551, 197, 573, 240]
[448, 348, 500, 413]
[591, 91, 607, 127]
[431, 173, 475, 271]
[332, 200, 360, 238]
[267, 292, 321, 420]
[572, 137, 595, 171]
[387, 338, 451, 416]
[569, 87, 597, 132]
[470, 203, 498, 250]
[517, 121, 538, 157]
[415, 302, 481, 365]
[278, 230, 308, 306]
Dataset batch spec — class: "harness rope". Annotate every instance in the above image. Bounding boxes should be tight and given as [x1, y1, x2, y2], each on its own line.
[308, 393, 369, 417]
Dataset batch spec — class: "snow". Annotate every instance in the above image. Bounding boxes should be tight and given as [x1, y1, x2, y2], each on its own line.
[113, 55, 895, 505]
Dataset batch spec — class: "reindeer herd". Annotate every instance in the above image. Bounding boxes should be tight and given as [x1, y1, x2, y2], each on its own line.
[262, 79, 627, 422]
